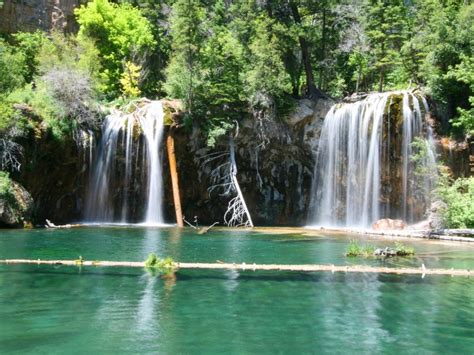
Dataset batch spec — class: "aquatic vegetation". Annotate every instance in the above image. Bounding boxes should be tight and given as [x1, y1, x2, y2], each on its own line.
[394, 242, 415, 256]
[346, 241, 415, 257]
[345, 241, 375, 257]
[144, 253, 177, 274]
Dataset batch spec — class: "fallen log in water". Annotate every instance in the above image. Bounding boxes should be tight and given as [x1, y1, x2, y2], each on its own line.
[0, 259, 472, 277]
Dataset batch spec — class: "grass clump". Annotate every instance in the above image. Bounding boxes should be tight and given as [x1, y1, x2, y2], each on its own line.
[345, 240, 376, 257]
[144, 253, 176, 274]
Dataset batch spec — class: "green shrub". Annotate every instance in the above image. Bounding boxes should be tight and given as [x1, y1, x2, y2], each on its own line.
[12, 31, 47, 83]
[0, 99, 18, 133]
[0, 39, 26, 93]
[7, 84, 69, 140]
[436, 176, 474, 228]
[0, 171, 12, 196]
[0, 172, 17, 208]
[4, 31, 102, 142]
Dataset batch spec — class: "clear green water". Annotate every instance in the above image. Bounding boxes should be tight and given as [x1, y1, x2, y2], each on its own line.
[0, 227, 473, 354]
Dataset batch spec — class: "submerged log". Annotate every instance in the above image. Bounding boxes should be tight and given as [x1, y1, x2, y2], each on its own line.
[0, 259, 472, 277]
[197, 222, 219, 235]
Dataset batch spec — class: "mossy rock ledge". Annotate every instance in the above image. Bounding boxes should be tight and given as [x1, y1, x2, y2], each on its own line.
[0, 181, 33, 228]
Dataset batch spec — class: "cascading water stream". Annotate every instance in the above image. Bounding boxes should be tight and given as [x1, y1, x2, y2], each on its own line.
[309, 91, 437, 228]
[85, 101, 165, 225]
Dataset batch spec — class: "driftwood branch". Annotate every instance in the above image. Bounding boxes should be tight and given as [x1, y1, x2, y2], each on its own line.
[197, 222, 219, 235]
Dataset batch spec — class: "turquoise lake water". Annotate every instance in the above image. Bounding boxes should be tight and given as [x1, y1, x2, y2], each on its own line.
[0, 227, 473, 354]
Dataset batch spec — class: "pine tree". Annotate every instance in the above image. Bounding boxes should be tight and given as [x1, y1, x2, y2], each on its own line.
[365, 0, 408, 92]
[165, 0, 205, 115]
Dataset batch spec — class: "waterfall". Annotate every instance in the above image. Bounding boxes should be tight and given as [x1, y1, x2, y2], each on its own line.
[85, 101, 165, 225]
[309, 91, 437, 228]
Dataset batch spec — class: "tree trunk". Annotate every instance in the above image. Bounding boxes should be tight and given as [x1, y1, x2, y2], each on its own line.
[167, 132, 183, 227]
[379, 42, 385, 92]
[229, 136, 254, 227]
[356, 64, 361, 93]
[319, 7, 327, 90]
[288, 1, 323, 99]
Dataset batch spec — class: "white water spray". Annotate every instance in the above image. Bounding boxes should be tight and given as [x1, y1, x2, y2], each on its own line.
[310, 91, 437, 228]
[85, 101, 165, 225]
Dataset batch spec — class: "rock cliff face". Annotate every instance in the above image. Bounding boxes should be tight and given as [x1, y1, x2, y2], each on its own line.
[0, 0, 81, 33]
[13, 97, 332, 226]
[438, 137, 473, 178]
[13, 94, 468, 227]
[13, 129, 89, 225]
[163, 98, 334, 226]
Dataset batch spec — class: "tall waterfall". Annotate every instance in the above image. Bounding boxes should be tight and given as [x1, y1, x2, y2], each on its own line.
[310, 91, 437, 228]
[85, 101, 165, 225]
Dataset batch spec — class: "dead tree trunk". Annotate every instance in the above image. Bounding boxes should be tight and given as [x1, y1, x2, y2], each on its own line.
[227, 136, 254, 227]
[167, 131, 183, 227]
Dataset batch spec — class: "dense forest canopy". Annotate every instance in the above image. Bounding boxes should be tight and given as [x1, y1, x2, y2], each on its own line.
[0, 0, 472, 146]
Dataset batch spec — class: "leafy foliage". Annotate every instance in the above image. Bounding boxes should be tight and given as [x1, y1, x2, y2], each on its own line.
[0, 39, 26, 93]
[447, 54, 474, 135]
[75, 0, 155, 98]
[0, 171, 14, 204]
[2, 32, 101, 142]
[1, 0, 473, 150]
[0, 171, 11, 195]
[436, 176, 474, 229]
[120, 61, 142, 98]
[12, 31, 47, 83]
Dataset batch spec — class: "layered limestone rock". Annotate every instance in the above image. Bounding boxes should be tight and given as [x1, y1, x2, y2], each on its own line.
[0, 0, 81, 33]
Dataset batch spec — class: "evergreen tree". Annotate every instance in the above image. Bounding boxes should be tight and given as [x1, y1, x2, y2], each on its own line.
[365, 0, 408, 92]
[165, 0, 205, 115]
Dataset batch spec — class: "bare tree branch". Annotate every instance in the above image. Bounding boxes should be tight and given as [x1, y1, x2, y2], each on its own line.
[201, 136, 254, 227]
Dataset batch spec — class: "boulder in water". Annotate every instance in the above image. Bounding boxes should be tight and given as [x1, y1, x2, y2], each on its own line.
[0, 181, 33, 228]
[374, 247, 398, 257]
[371, 218, 407, 230]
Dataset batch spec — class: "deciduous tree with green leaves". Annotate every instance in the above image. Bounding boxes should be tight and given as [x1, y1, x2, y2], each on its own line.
[75, 0, 155, 98]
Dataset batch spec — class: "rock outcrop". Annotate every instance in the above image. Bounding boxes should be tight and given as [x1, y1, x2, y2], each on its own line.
[0, 180, 33, 227]
[165, 97, 334, 226]
[0, 0, 81, 33]
[371, 218, 407, 231]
